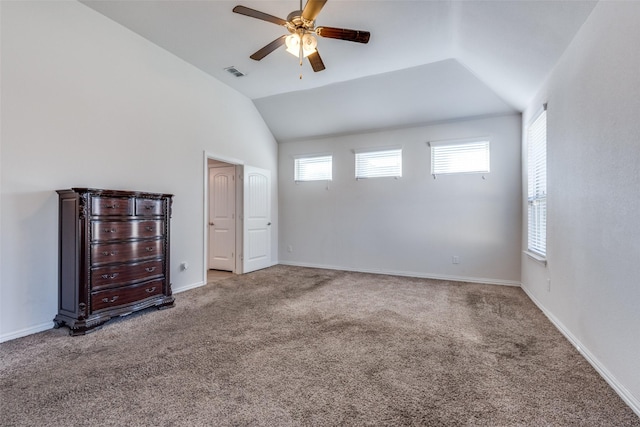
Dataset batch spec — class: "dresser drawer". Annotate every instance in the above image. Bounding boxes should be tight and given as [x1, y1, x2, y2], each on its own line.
[92, 221, 134, 242]
[92, 220, 163, 242]
[91, 279, 164, 312]
[91, 239, 163, 265]
[91, 196, 132, 216]
[135, 198, 164, 216]
[92, 259, 164, 291]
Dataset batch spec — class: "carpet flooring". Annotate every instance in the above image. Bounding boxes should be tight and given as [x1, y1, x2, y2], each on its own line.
[1, 265, 638, 426]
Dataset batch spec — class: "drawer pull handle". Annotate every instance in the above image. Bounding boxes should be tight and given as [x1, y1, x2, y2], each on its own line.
[105, 204, 120, 209]
[145, 247, 154, 252]
[145, 226, 154, 232]
[102, 251, 118, 256]
[145, 267, 156, 272]
[146, 287, 156, 293]
[101, 273, 119, 280]
[103, 228, 117, 233]
[102, 296, 119, 303]
[144, 205, 154, 210]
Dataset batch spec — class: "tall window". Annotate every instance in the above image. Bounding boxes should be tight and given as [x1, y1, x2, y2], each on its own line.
[355, 148, 402, 179]
[294, 155, 332, 182]
[430, 139, 490, 177]
[527, 108, 547, 257]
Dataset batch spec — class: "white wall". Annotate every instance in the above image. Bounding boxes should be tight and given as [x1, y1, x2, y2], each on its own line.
[521, 1, 640, 413]
[279, 115, 522, 284]
[0, 1, 278, 341]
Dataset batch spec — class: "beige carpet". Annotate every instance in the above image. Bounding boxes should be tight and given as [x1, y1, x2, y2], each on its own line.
[1, 265, 638, 426]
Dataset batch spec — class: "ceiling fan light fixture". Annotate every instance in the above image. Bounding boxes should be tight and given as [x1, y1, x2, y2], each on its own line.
[284, 34, 299, 55]
[285, 33, 317, 58]
[302, 33, 318, 51]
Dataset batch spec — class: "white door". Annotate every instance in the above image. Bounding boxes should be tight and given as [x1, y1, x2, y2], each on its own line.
[243, 166, 271, 273]
[208, 166, 236, 271]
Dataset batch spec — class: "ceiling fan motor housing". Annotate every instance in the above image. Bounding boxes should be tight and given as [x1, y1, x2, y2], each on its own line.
[286, 10, 314, 33]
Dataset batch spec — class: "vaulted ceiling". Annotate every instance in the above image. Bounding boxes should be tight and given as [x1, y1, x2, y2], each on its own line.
[81, 0, 597, 141]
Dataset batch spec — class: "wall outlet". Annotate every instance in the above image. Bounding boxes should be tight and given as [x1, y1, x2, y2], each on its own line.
[547, 278, 551, 292]
[452, 256, 460, 264]
[180, 262, 188, 271]
[287, 245, 293, 253]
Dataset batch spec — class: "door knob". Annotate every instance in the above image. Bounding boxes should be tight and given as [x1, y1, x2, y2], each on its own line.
[267, 222, 271, 226]
[209, 222, 214, 226]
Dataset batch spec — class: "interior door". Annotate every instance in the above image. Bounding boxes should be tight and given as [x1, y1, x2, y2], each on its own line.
[243, 166, 271, 273]
[208, 166, 236, 271]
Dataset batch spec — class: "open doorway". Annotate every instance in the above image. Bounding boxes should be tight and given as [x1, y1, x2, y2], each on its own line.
[204, 152, 273, 282]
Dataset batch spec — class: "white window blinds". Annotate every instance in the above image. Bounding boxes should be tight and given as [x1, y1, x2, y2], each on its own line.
[355, 148, 402, 179]
[527, 109, 547, 256]
[294, 155, 332, 181]
[430, 139, 490, 176]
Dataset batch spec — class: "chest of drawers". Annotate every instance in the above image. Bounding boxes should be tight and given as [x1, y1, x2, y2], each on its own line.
[54, 188, 174, 335]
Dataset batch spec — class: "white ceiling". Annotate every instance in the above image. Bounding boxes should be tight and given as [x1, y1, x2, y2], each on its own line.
[81, 0, 598, 141]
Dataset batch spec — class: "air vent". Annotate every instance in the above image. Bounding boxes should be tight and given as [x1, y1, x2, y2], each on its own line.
[224, 66, 246, 77]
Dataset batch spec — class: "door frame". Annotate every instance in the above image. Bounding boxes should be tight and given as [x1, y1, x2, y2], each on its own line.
[203, 152, 245, 281]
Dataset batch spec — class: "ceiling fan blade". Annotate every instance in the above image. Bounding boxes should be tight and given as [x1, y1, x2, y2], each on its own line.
[302, 0, 327, 22]
[308, 51, 326, 72]
[316, 26, 370, 44]
[233, 5, 287, 26]
[250, 35, 287, 61]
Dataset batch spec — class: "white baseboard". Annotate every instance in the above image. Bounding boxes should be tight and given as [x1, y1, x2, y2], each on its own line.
[172, 280, 206, 294]
[278, 261, 521, 287]
[0, 321, 53, 343]
[521, 286, 640, 418]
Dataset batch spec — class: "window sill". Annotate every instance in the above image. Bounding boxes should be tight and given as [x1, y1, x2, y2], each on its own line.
[524, 250, 547, 266]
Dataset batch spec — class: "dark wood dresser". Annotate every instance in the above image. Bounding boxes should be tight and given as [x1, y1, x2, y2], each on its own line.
[54, 188, 174, 335]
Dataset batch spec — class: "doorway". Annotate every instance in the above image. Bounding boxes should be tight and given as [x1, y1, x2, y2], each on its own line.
[204, 153, 273, 281]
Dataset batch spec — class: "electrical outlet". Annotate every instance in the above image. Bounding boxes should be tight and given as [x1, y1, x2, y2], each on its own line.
[547, 278, 551, 292]
[452, 256, 460, 264]
[180, 262, 188, 271]
[287, 245, 293, 253]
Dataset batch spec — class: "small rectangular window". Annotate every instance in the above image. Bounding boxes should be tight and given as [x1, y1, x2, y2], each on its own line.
[294, 155, 332, 181]
[355, 148, 402, 179]
[527, 108, 547, 257]
[430, 139, 490, 176]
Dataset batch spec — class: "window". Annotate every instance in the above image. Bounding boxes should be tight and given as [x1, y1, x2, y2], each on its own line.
[527, 108, 547, 257]
[355, 148, 402, 179]
[430, 139, 490, 176]
[294, 155, 332, 181]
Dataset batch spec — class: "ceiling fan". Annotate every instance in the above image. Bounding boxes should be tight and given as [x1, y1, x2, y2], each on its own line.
[233, 0, 370, 73]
